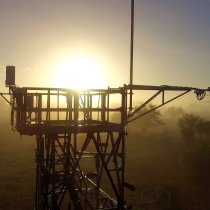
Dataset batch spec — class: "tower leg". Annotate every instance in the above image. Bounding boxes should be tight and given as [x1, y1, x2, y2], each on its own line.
[35, 131, 127, 210]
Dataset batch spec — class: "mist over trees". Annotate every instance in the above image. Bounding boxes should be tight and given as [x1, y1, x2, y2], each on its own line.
[128, 104, 163, 134]
[0, 103, 210, 209]
[178, 113, 203, 142]
[126, 106, 210, 209]
[178, 113, 210, 197]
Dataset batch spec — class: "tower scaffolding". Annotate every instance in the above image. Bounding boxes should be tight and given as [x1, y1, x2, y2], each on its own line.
[0, 1, 209, 209]
[9, 86, 128, 210]
[1, 80, 208, 210]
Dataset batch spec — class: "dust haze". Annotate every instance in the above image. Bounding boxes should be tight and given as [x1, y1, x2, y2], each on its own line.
[0, 99, 210, 209]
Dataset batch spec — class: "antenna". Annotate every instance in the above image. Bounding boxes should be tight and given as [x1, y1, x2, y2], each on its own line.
[129, 0, 134, 111]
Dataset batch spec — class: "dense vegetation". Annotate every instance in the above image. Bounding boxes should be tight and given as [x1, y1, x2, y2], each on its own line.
[125, 107, 210, 209]
[0, 103, 210, 209]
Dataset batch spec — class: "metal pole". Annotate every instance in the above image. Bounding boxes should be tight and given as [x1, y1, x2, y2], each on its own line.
[129, 0, 134, 111]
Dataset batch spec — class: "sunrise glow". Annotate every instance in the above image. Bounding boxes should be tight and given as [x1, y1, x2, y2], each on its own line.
[52, 55, 107, 89]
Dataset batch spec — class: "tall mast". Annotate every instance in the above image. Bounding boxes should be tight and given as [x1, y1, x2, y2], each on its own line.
[130, 0, 134, 111]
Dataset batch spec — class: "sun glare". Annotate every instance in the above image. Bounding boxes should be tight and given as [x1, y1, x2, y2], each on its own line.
[52, 55, 107, 89]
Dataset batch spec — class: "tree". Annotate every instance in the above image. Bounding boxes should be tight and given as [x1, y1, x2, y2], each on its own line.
[178, 113, 202, 142]
[196, 121, 210, 139]
[128, 104, 163, 134]
[179, 113, 210, 191]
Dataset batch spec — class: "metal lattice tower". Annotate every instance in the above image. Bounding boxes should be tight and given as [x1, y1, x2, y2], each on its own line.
[10, 86, 128, 210]
[0, 1, 209, 209]
[1, 83, 207, 210]
[0, 64, 208, 210]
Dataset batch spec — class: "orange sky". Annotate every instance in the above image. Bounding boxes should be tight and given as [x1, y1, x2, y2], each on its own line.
[0, 0, 210, 109]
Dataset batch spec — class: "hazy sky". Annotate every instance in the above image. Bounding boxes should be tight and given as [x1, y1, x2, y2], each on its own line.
[0, 0, 210, 91]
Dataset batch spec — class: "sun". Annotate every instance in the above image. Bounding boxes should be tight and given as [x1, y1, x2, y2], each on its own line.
[52, 55, 107, 89]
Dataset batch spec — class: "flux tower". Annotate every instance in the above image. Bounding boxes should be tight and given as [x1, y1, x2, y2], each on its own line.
[0, 1, 209, 209]
[1, 66, 208, 209]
